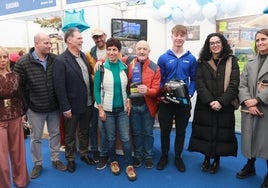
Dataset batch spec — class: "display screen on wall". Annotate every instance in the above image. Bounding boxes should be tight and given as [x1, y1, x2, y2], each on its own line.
[111, 18, 147, 41]
[111, 18, 147, 55]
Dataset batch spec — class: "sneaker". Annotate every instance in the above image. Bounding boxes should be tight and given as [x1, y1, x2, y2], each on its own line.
[157, 155, 169, 170]
[30, 165, 42, 179]
[126, 165, 137, 181]
[93, 151, 100, 163]
[144, 158, 154, 169]
[52, 160, 67, 171]
[133, 157, 142, 168]
[96, 156, 108, 170]
[110, 161, 120, 175]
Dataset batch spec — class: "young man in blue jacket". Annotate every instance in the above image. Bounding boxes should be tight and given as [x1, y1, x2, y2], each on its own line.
[157, 24, 197, 172]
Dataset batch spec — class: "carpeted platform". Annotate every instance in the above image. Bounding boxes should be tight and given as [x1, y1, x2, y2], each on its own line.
[17, 124, 266, 188]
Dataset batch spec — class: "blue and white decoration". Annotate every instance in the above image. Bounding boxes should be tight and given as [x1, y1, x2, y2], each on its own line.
[145, 0, 243, 23]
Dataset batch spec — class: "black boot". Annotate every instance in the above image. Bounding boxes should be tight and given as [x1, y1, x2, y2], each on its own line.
[261, 174, 268, 188]
[236, 158, 256, 179]
[209, 156, 220, 174]
[201, 155, 210, 171]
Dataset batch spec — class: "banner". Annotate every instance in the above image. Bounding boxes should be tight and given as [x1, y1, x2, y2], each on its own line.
[0, 0, 56, 16]
[66, 0, 89, 4]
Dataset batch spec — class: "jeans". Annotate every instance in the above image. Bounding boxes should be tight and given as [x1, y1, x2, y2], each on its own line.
[27, 108, 60, 165]
[130, 104, 154, 159]
[158, 102, 191, 158]
[98, 118, 108, 157]
[104, 109, 133, 166]
[89, 106, 98, 152]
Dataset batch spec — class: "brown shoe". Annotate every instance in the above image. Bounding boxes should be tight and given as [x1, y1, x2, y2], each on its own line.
[209, 158, 220, 174]
[30, 165, 42, 179]
[110, 161, 120, 175]
[52, 160, 67, 171]
[126, 165, 137, 181]
[201, 156, 210, 172]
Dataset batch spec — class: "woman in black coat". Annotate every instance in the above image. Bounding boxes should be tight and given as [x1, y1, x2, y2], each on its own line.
[188, 33, 240, 174]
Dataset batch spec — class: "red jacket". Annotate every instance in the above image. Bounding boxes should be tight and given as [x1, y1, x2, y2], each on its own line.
[128, 57, 161, 117]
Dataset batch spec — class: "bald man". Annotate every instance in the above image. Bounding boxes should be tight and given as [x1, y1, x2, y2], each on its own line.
[128, 40, 161, 169]
[14, 32, 67, 179]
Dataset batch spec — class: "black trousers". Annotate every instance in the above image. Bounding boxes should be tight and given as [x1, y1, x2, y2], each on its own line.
[158, 102, 191, 158]
[64, 106, 92, 161]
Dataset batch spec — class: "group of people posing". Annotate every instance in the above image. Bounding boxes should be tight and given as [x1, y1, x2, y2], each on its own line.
[1, 24, 268, 188]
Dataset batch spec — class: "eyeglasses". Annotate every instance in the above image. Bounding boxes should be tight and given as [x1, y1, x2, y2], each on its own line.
[209, 40, 221, 46]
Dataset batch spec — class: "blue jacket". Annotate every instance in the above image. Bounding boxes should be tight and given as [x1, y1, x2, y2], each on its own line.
[157, 49, 197, 96]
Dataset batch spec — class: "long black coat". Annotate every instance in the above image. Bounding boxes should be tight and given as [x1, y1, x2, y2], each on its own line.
[188, 56, 239, 157]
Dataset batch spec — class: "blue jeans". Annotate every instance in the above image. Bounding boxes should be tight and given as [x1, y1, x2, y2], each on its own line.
[130, 104, 154, 159]
[89, 106, 98, 152]
[104, 108, 133, 166]
[98, 118, 108, 157]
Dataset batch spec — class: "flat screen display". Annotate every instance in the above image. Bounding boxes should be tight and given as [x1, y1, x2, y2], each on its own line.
[111, 18, 147, 41]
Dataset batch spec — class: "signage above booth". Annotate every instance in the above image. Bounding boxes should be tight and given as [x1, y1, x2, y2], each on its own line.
[0, 0, 56, 16]
[66, 0, 89, 4]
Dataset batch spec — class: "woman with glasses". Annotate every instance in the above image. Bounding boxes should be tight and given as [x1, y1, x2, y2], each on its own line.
[188, 33, 240, 174]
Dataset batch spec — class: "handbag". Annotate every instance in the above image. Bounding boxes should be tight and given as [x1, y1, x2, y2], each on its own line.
[257, 80, 268, 92]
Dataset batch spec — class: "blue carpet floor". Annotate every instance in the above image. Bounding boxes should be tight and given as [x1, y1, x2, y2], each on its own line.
[17, 124, 265, 188]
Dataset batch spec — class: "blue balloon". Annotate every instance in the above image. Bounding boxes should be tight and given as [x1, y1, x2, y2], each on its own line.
[62, 9, 90, 32]
[263, 6, 268, 14]
[153, 0, 165, 9]
[196, 0, 211, 6]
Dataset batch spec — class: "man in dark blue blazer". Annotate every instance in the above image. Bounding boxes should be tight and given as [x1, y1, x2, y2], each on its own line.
[53, 28, 95, 173]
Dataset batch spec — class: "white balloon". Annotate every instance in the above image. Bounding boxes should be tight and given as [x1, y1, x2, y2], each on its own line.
[145, 0, 154, 8]
[152, 9, 163, 20]
[189, 2, 201, 17]
[177, 1, 189, 11]
[165, 0, 180, 9]
[158, 4, 172, 18]
[202, 3, 217, 20]
[152, 9, 167, 23]
[171, 7, 184, 22]
[220, 0, 237, 14]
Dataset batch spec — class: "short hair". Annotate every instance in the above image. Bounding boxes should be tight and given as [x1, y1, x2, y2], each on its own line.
[64, 28, 81, 43]
[106, 37, 122, 51]
[172, 25, 187, 35]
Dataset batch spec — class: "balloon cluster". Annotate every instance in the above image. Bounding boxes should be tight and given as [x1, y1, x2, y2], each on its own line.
[145, 0, 242, 23]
